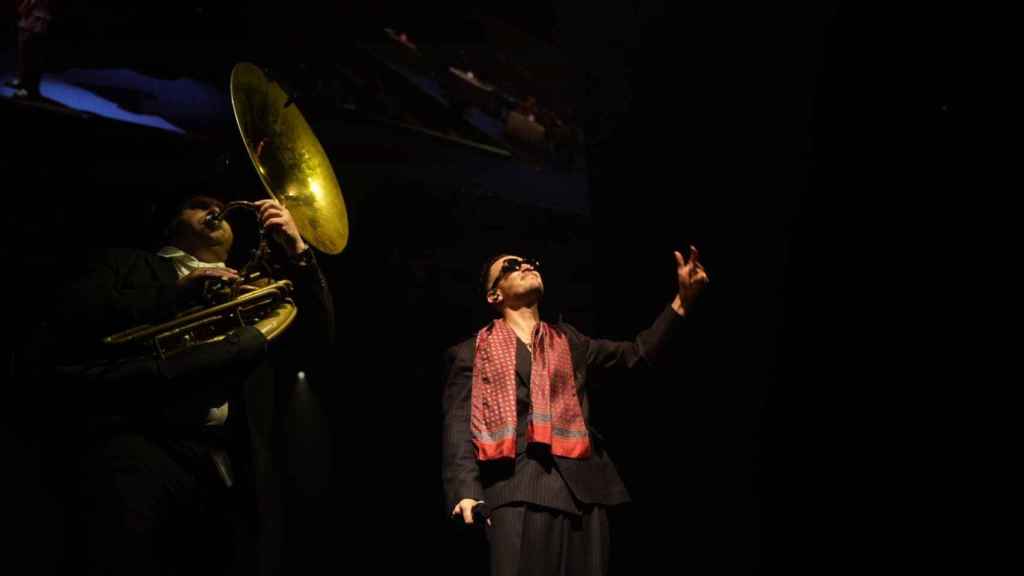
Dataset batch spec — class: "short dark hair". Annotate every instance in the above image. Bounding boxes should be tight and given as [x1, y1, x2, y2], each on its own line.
[480, 253, 512, 295]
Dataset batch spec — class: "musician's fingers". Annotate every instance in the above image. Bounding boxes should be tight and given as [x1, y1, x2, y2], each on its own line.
[262, 216, 291, 231]
[254, 199, 282, 220]
[258, 204, 279, 221]
[193, 268, 237, 279]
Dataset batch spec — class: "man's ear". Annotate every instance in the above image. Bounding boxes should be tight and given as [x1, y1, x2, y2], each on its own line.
[486, 289, 502, 306]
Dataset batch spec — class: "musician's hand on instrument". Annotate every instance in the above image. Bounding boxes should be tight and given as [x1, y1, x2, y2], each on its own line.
[176, 267, 240, 296]
[255, 199, 307, 256]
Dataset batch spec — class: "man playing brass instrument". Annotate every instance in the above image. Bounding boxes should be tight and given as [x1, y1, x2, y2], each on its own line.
[53, 190, 334, 575]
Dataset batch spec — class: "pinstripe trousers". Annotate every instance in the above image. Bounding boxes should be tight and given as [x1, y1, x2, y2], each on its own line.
[486, 503, 609, 576]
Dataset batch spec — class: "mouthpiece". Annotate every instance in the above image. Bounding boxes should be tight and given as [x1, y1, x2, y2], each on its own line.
[204, 201, 257, 230]
[203, 211, 224, 229]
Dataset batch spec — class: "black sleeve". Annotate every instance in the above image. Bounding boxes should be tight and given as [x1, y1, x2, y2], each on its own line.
[280, 248, 336, 348]
[61, 249, 181, 341]
[441, 341, 485, 512]
[52, 249, 185, 366]
[564, 304, 684, 373]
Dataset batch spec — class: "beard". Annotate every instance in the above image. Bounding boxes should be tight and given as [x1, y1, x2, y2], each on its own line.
[506, 280, 543, 308]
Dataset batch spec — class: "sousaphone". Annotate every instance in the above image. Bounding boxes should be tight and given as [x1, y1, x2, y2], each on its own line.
[104, 62, 348, 357]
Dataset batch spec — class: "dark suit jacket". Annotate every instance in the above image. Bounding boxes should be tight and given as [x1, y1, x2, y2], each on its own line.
[442, 305, 682, 515]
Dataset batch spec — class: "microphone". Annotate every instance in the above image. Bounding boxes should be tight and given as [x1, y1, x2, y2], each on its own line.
[473, 502, 492, 522]
[451, 501, 491, 524]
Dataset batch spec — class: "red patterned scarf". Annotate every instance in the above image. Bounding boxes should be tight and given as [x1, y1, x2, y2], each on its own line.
[471, 319, 591, 460]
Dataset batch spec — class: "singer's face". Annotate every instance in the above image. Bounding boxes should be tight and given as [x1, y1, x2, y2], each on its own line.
[487, 255, 543, 304]
[172, 195, 233, 250]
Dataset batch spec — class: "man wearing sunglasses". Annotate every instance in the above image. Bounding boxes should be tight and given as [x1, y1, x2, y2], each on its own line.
[443, 247, 709, 575]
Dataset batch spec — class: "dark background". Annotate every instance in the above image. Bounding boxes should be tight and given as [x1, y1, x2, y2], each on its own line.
[3, 1, 985, 573]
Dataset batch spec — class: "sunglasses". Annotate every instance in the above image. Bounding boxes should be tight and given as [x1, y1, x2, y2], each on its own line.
[490, 257, 541, 292]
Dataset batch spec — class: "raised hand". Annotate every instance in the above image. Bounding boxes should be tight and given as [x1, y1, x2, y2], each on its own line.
[672, 245, 709, 316]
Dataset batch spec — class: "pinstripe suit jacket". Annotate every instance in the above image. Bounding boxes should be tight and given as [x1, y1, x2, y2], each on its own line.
[442, 305, 682, 514]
